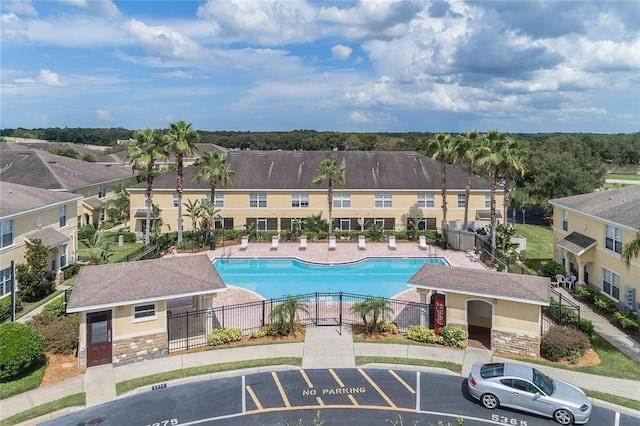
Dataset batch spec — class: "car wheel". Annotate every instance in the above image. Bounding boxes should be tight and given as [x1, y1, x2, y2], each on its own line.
[553, 409, 574, 425]
[480, 393, 499, 409]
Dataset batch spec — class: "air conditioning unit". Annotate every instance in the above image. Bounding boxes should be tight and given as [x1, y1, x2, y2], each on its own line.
[623, 285, 636, 310]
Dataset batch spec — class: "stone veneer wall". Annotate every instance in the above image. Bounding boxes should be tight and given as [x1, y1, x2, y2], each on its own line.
[491, 329, 540, 358]
[112, 331, 168, 365]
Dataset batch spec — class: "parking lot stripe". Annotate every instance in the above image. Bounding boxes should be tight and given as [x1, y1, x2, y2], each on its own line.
[316, 397, 325, 406]
[329, 369, 345, 387]
[245, 385, 263, 410]
[358, 369, 397, 408]
[300, 369, 314, 388]
[389, 370, 415, 394]
[348, 395, 359, 406]
[271, 372, 291, 408]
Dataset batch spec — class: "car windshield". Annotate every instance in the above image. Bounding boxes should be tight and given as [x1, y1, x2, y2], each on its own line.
[480, 363, 504, 379]
[532, 368, 554, 395]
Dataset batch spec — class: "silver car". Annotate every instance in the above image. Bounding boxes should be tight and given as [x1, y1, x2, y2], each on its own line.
[467, 362, 591, 425]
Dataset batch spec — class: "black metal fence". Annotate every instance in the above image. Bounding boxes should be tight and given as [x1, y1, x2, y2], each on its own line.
[541, 288, 581, 335]
[167, 292, 442, 353]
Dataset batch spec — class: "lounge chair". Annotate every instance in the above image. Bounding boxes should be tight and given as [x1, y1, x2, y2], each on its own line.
[554, 274, 565, 288]
[329, 235, 337, 250]
[418, 235, 427, 250]
[358, 235, 366, 250]
[270, 235, 279, 250]
[239, 236, 249, 250]
[299, 235, 307, 250]
[388, 235, 397, 250]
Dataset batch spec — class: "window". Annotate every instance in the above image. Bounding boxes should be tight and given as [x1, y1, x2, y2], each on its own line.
[484, 195, 491, 208]
[458, 194, 466, 208]
[59, 205, 67, 228]
[214, 193, 224, 208]
[60, 244, 68, 268]
[256, 218, 268, 230]
[375, 194, 392, 208]
[250, 193, 267, 208]
[133, 303, 157, 321]
[605, 225, 622, 254]
[0, 220, 13, 248]
[602, 268, 620, 300]
[98, 184, 106, 198]
[333, 193, 350, 208]
[172, 192, 179, 208]
[0, 266, 12, 296]
[51, 252, 56, 271]
[373, 218, 385, 228]
[339, 218, 351, 231]
[562, 210, 568, 231]
[291, 193, 309, 208]
[417, 194, 434, 208]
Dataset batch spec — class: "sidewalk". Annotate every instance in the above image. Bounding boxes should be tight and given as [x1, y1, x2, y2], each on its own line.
[4, 317, 640, 424]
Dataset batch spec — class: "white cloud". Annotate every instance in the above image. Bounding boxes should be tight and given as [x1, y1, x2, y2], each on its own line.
[331, 44, 352, 60]
[2, 0, 37, 17]
[153, 70, 193, 79]
[60, 0, 121, 19]
[348, 111, 368, 123]
[124, 19, 202, 60]
[38, 69, 65, 86]
[97, 109, 113, 121]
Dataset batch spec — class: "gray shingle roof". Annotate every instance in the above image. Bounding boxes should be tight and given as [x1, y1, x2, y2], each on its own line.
[67, 255, 227, 312]
[550, 185, 640, 230]
[0, 182, 82, 218]
[25, 227, 69, 248]
[557, 232, 597, 256]
[82, 197, 105, 210]
[0, 149, 133, 190]
[132, 151, 493, 191]
[408, 263, 550, 305]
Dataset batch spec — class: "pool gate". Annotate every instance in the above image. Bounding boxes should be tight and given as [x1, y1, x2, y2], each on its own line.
[167, 292, 444, 353]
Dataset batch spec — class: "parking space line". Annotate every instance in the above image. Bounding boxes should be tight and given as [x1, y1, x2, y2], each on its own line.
[245, 385, 263, 410]
[316, 397, 325, 406]
[389, 370, 415, 394]
[329, 369, 345, 387]
[271, 372, 291, 408]
[358, 369, 397, 408]
[300, 369, 314, 388]
[348, 395, 359, 406]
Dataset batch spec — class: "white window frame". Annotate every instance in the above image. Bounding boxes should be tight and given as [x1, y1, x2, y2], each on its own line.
[604, 224, 622, 254]
[0, 220, 13, 249]
[0, 266, 12, 296]
[375, 193, 392, 208]
[291, 193, 309, 208]
[60, 244, 68, 268]
[562, 210, 568, 232]
[339, 218, 351, 231]
[333, 193, 351, 208]
[250, 193, 267, 208]
[214, 193, 224, 208]
[457, 194, 466, 208]
[256, 218, 268, 230]
[51, 252, 56, 271]
[484, 195, 491, 208]
[373, 218, 385, 228]
[132, 303, 157, 322]
[59, 205, 67, 228]
[602, 268, 620, 300]
[98, 184, 107, 198]
[417, 194, 434, 208]
[172, 192, 179, 208]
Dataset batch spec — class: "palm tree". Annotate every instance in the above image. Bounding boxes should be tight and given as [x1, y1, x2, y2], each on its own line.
[183, 198, 201, 236]
[167, 120, 199, 247]
[350, 297, 394, 335]
[622, 229, 640, 268]
[126, 128, 168, 245]
[193, 151, 235, 244]
[426, 132, 454, 248]
[452, 130, 483, 230]
[477, 130, 507, 256]
[312, 159, 345, 238]
[269, 295, 309, 336]
[500, 137, 526, 225]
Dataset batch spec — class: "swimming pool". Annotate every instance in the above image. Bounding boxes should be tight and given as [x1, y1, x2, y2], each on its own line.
[213, 257, 448, 299]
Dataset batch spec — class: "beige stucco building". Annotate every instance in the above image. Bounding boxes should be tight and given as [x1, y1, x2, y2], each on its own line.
[0, 182, 83, 298]
[66, 255, 227, 369]
[550, 185, 640, 313]
[128, 150, 504, 238]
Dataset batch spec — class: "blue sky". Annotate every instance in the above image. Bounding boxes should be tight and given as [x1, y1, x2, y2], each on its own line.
[1, 0, 639, 133]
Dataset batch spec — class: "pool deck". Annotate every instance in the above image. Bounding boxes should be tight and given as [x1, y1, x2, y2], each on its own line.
[168, 240, 489, 306]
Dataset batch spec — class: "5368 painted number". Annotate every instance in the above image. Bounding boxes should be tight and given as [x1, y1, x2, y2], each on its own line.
[146, 419, 178, 426]
[491, 414, 527, 425]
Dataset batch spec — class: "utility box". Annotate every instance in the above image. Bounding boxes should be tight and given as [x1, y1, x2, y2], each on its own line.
[624, 285, 636, 310]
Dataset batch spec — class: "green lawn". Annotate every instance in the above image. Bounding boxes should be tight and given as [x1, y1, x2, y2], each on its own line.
[77, 241, 145, 263]
[514, 223, 554, 273]
[605, 173, 640, 181]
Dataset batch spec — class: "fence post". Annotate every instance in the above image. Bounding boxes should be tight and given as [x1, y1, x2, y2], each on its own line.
[262, 300, 266, 327]
[315, 292, 319, 325]
[186, 311, 190, 350]
[339, 292, 343, 335]
[221, 305, 225, 328]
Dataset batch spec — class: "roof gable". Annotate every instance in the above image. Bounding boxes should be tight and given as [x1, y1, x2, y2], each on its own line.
[0, 182, 82, 218]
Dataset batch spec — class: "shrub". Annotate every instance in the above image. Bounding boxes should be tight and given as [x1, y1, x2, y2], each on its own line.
[541, 326, 589, 362]
[0, 296, 22, 322]
[593, 294, 617, 313]
[62, 263, 81, 280]
[376, 322, 399, 334]
[440, 325, 469, 349]
[206, 327, 242, 346]
[78, 225, 97, 241]
[405, 325, 444, 345]
[579, 318, 594, 336]
[42, 297, 67, 317]
[248, 329, 267, 339]
[539, 261, 565, 278]
[28, 312, 80, 355]
[100, 221, 115, 230]
[613, 311, 640, 331]
[576, 285, 597, 302]
[0, 322, 45, 380]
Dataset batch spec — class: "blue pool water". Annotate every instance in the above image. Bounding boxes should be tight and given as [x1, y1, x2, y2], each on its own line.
[213, 257, 447, 299]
